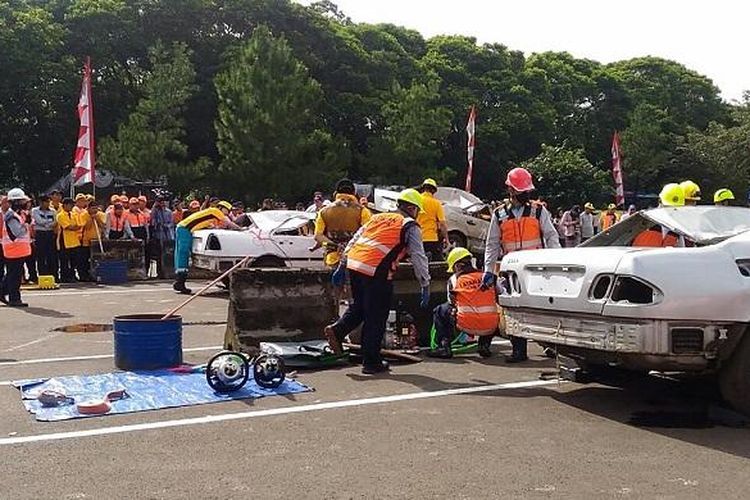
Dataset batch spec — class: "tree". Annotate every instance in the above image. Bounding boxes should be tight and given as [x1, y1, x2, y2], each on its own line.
[98, 42, 209, 193]
[214, 25, 345, 203]
[523, 144, 611, 210]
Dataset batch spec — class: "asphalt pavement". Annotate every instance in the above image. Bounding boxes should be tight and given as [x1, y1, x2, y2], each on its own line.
[0, 281, 748, 499]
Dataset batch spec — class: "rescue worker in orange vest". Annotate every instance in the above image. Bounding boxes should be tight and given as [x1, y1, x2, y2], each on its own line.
[632, 183, 686, 248]
[105, 203, 134, 240]
[428, 247, 498, 359]
[1, 188, 33, 307]
[0, 195, 8, 287]
[173, 201, 241, 294]
[482, 167, 560, 362]
[126, 197, 149, 242]
[600, 204, 620, 230]
[417, 178, 448, 261]
[314, 178, 372, 271]
[324, 189, 431, 375]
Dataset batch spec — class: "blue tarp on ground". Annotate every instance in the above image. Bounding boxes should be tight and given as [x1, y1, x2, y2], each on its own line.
[14, 370, 312, 422]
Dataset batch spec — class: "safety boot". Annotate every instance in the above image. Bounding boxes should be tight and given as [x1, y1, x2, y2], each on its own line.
[172, 272, 192, 295]
[427, 339, 453, 359]
[477, 335, 492, 358]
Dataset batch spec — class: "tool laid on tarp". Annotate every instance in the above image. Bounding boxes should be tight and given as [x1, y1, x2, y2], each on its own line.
[205, 351, 286, 393]
[37, 390, 74, 408]
[343, 342, 422, 363]
[76, 389, 129, 415]
[259, 340, 349, 368]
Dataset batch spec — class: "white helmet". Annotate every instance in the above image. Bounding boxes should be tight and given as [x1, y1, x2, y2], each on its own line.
[6, 188, 28, 201]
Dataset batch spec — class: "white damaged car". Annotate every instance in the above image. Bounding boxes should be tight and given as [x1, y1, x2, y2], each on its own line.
[191, 210, 325, 273]
[499, 206, 750, 413]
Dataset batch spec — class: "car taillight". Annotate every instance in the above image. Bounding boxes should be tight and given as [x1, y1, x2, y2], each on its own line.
[589, 274, 613, 300]
[207, 233, 222, 251]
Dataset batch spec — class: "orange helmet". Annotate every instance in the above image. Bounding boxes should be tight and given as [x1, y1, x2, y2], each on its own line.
[505, 167, 535, 192]
[129, 197, 139, 205]
[138, 195, 147, 203]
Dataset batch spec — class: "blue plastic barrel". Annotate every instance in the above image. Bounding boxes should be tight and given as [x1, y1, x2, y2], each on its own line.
[96, 260, 128, 285]
[113, 314, 183, 370]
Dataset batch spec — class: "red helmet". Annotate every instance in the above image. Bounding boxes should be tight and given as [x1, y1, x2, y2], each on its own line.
[505, 167, 535, 192]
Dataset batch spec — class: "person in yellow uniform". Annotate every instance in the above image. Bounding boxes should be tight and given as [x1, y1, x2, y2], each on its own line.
[72, 193, 89, 215]
[173, 201, 241, 294]
[417, 178, 448, 261]
[79, 201, 107, 281]
[314, 179, 371, 270]
[714, 188, 735, 206]
[56, 198, 83, 283]
[679, 180, 701, 206]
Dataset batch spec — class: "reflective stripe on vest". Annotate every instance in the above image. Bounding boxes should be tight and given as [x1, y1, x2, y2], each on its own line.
[110, 213, 127, 232]
[499, 204, 543, 253]
[126, 211, 146, 228]
[1, 211, 32, 259]
[346, 213, 412, 279]
[451, 272, 499, 336]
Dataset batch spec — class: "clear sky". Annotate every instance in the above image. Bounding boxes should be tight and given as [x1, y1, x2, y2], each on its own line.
[299, 0, 748, 102]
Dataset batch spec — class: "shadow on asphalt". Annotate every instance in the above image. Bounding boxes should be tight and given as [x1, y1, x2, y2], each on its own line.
[19, 307, 74, 319]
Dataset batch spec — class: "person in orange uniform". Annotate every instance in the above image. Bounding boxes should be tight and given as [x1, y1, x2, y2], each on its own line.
[482, 167, 560, 362]
[417, 178, 448, 261]
[324, 189, 431, 375]
[1, 189, 33, 307]
[314, 179, 371, 270]
[105, 203, 134, 240]
[173, 201, 241, 294]
[0, 196, 7, 287]
[172, 200, 185, 224]
[79, 201, 107, 281]
[632, 183, 685, 248]
[600, 203, 620, 231]
[126, 197, 149, 242]
[56, 198, 83, 283]
[428, 247, 498, 359]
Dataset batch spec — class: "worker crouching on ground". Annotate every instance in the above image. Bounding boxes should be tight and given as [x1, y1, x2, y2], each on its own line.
[482, 167, 560, 363]
[173, 201, 240, 295]
[428, 247, 498, 359]
[1, 188, 33, 307]
[417, 178, 448, 261]
[324, 188, 431, 375]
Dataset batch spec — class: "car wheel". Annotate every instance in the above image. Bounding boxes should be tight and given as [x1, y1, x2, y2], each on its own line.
[719, 329, 750, 415]
[448, 231, 467, 250]
[251, 255, 286, 268]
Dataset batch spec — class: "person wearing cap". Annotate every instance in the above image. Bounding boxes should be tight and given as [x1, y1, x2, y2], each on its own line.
[579, 202, 599, 242]
[172, 200, 185, 224]
[185, 200, 200, 217]
[306, 191, 330, 213]
[621, 204, 637, 220]
[600, 204, 620, 231]
[417, 178, 448, 261]
[559, 205, 582, 248]
[314, 179, 372, 272]
[1, 189, 33, 306]
[79, 201, 107, 281]
[108, 194, 120, 212]
[482, 167, 560, 363]
[679, 180, 701, 206]
[173, 201, 241, 294]
[126, 197, 149, 242]
[31, 195, 58, 280]
[714, 188, 735, 206]
[428, 247, 498, 359]
[105, 203, 134, 240]
[49, 190, 63, 212]
[148, 197, 174, 279]
[56, 197, 83, 282]
[138, 195, 150, 217]
[72, 193, 89, 214]
[324, 188, 431, 375]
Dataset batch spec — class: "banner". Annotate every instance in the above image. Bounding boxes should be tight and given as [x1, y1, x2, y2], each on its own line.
[465, 105, 476, 192]
[611, 131, 624, 206]
[72, 57, 95, 187]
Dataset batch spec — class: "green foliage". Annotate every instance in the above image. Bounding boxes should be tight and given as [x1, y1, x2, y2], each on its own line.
[214, 25, 345, 203]
[524, 144, 611, 209]
[98, 42, 208, 194]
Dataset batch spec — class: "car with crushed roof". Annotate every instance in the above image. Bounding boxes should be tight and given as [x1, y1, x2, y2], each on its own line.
[498, 206, 750, 414]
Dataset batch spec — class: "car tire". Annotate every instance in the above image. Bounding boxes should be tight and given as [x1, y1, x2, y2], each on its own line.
[251, 255, 286, 268]
[448, 231, 467, 250]
[719, 329, 750, 415]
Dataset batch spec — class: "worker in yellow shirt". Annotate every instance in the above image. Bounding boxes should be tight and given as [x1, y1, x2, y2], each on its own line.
[72, 193, 89, 215]
[56, 198, 83, 283]
[79, 201, 107, 281]
[314, 179, 371, 269]
[417, 178, 448, 261]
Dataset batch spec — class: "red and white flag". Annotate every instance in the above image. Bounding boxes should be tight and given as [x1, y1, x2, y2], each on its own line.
[465, 105, 476, 192]
[611, 131, 625, 206]
[72, 57, 95, 187]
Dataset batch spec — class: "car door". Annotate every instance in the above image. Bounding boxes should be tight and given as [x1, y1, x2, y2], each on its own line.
[271, 217, 324, 268]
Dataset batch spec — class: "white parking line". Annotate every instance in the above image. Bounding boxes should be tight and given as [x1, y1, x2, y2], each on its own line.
[25, 288, 172, 297]
[0, 345, 223, 367]
[0, 378, 560, 446]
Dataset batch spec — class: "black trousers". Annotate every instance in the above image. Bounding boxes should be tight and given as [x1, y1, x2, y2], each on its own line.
[35, 231, 58, 278]
[78, 246, 92, 281]
[0, 245, 5, 284]
[59, 247, 79, 282]
[2, 257, 24, 303]
[332, 271, 393, 367]
[433, 302, 455, 343]
[24, 244, 37, 281]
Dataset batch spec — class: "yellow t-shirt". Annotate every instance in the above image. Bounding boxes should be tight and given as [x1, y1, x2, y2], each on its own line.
[178, 207, 227, 232]
[80, 211, 107, 246]
[416, 192, 446, 242]
[56, 210, 82, 249]
[314, 195, 372, 266]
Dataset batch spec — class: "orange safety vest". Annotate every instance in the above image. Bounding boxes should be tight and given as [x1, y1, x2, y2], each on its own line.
[109, 212, 128, 232]
[632, 228, 679, 247]
[601, 212, 618, 230]
[499, 204, 543, 253]
[451, 271, 499, 336]
[346, 212, 414, 279]
[1, 210, 32, 259]
[126, 211, 147, 228]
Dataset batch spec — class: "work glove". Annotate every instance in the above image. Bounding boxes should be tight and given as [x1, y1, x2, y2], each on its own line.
[331, 264, 346, 287]
[420, 286, 430, 309]
[479, 272, 496, 291]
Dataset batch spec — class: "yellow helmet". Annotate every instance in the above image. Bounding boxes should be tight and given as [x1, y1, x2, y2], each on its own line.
[422, 178, 438, 189]
[217, 200, 233, 211]
[659, 183, 685, 207]
[446, 247, 472, 272]
[679, 180, 701, 201]
[714, 188, 735, 203]
[397, 188, 424, 211]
